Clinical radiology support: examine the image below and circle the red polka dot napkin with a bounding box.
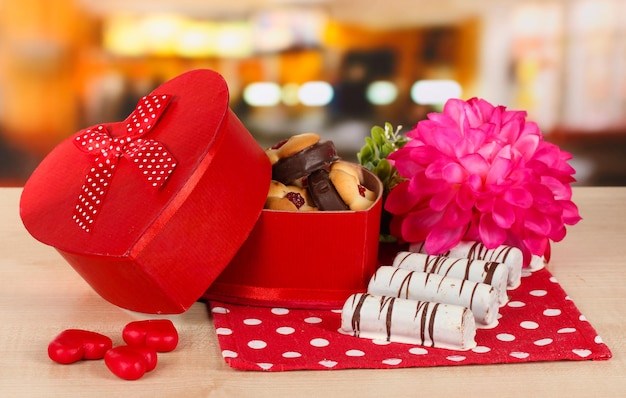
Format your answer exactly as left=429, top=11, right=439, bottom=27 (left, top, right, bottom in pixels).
left=209, top=267, right=611, bottom=371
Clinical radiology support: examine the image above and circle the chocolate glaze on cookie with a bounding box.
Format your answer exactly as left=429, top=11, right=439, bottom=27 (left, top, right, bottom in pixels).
left=307, top=169, right=349, bottom=211
left=271, top=140, right=339, bottom=185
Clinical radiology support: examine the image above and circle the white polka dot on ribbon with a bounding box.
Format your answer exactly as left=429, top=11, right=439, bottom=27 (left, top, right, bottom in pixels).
left=72, top=95, right=176, bottom=232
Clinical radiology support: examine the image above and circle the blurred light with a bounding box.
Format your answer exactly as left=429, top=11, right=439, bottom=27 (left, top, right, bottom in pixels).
left=103, top=14, right=253, bottom=58
left=141, top=14, right=185, bottom=55
left=252, top=8, right=327, bottom=53
left=243, top=82, right=282, bottom=107
left=103, top=15, right=146, bottom=56
left=410, top=80, right=462, bottom=105
left=298, top=81, right=334, bottom=106
left=178, top=22, right=216, bottom=58
left=366, top=81, right=398, bottom=105
left=281, top=83, right=300, bottom=106
left=215, top=22, right=253, bottom=58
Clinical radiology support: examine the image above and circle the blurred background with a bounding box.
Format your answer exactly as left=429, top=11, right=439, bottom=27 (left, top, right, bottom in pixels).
left=0, top=0, right=625, bottom=186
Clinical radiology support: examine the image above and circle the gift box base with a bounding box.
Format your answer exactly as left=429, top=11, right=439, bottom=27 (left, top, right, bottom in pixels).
left=204, top=167, right=383, bottom=309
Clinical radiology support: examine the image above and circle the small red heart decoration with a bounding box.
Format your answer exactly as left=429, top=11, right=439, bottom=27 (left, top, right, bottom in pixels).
left=104, top=345, right=158, bottom=380
left=48, top=329, right=113, bottom=364
left=122, top=319, right=179, bottom=352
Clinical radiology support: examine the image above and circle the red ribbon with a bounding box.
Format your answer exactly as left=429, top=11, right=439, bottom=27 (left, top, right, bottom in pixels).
left=72, top=94, right=176, bottom=232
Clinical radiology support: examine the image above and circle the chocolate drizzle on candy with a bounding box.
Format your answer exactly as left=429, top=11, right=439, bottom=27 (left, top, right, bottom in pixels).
left=392, top=252, right=509, bottom=306
left=341, top=293, right=476, bottom=350
left=383, top=296, right=439, bottom=348
left=369, top=266, right=500, bottom=328
left=338, top=245, right=523, bottom=350
left=410, top=241, right=523, bottom=289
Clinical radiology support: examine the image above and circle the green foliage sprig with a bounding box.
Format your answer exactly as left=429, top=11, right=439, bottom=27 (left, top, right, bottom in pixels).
left=357, top=122, right=408, bottom=195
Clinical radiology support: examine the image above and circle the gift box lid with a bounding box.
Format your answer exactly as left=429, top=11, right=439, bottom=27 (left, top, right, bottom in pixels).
left=19, top=69, right=272, bottom=313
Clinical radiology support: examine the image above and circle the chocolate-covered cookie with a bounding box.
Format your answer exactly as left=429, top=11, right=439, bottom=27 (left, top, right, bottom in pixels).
left=272, top=140, right=339, bottom=185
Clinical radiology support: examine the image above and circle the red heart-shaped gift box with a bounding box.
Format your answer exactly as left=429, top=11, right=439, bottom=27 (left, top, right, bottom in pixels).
left=20, top=69, right=270, bottom=314
left=20, top=69, right=383, bottom=314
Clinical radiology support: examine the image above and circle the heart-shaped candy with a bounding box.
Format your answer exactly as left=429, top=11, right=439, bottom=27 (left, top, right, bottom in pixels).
left=123, top=319, right=179, bottom=352
left=104, top=345, right=158, bottom=380
left=48, top=329, right=113, bottom=364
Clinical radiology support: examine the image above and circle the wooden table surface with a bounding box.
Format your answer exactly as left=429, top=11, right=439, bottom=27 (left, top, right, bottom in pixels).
left=1, top=187, right=625, bottom=397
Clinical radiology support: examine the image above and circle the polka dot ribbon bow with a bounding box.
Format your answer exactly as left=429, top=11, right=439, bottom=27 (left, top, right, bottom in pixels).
left=72, top=95, right=176, bottom=232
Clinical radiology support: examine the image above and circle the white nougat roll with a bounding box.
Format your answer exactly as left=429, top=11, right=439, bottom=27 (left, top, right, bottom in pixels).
left=368, top=266, right=499, bottom=328
left=392, top=251, right=509, bottom=306
left=339, top=293, right=476, bottom=350
left=409, top=240, right=523, bottom=289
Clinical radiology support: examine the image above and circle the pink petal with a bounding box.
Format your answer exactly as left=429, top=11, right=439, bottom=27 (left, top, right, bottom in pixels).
left=478, top=213, right=507, bottom=247
left=532, top=142, right=562, bottom=168
left=468, top=174, right=484, bottom=191
left=544, top=176, right=576, bottom=201
left=466, top=98, right=496, bottom=127
left=388, top=149, right=422, bottom=178
left=498, top=115, right=525, bottom=143
left=456, top=184, right=475, bottom=211
left=418, top=120, right=459, bottom=155
left=430, top=189, right=456, bottom=212
left=425, top=161, right=446, bottom=180
left=401, top=207, right=443, bottom=242
left=523, top=208, right=551, bottom=235
left=522, top=119, right=541, bottom=136
left=442, top=98, right=468, bottom=127
left=492, top=198, right=515, bottom=228
left=442, top=202, right=473, bottom=228
left=441, top=163, right=466, bottom=183
left=513, top=133, right=540, bottom=162
left=475, top=195, right=494, bottom=213
left=463, top=221, right=481, bottom=244
left=464, top=127, right=490, bottom=151
left=530, top=185, right=563, bottom=215
left=477, top=141, right=500, bottom=161
left=495, top=144, right=513, bottom=161
left=453, top=137, right=474, bottom=158
left=384, top=181, right=421, bottom=214
left=412, top=173, right=448, bottom=195
left=459, top=153, right=489, bottom=177
left=548, top=224, right=567, bottom=242
left=544, top=242, right=552, bottom=262
left=503, top=187, right=533, bottom=208
left=424, top=224, right=466, bottom=255
left=409, top=145, right=441, bottom=166
left=486, top=156, right=512, bottom=185
left=522, top=234, right=549, bottom=257
left=389, top=214, right=406, bottom=241
left=559, top=200, right=582, bottom=225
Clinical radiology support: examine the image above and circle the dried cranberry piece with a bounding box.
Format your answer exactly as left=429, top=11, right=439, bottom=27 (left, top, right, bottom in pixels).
left=358, top=184, right=367, bottom=197
left=271, top=139, right=289, bottom=150
left=285, top=192, right=305, bottom=209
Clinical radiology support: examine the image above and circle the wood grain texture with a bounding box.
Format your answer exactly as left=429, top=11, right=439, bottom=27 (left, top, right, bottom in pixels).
left=1, top=187, right=625, bottom=397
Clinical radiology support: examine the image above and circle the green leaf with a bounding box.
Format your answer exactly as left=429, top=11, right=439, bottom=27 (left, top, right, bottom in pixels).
left=357, top=122, right=410, bottom=241
left=357, top=145, right=373, bottom=165
left=371, top=127, right=385, bottom=146
left=381, top=143, right=394, bottom=158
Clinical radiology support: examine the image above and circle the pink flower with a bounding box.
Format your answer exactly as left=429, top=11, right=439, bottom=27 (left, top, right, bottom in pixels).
left=385, top=98, right=581, bottom=264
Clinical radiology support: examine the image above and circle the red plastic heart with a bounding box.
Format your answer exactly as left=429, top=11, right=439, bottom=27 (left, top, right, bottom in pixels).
left=122, top=319, right=179, bottom=352
left=48, top=329, right=113, bottom=364
left=104, top=345, right=158, bottom=380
